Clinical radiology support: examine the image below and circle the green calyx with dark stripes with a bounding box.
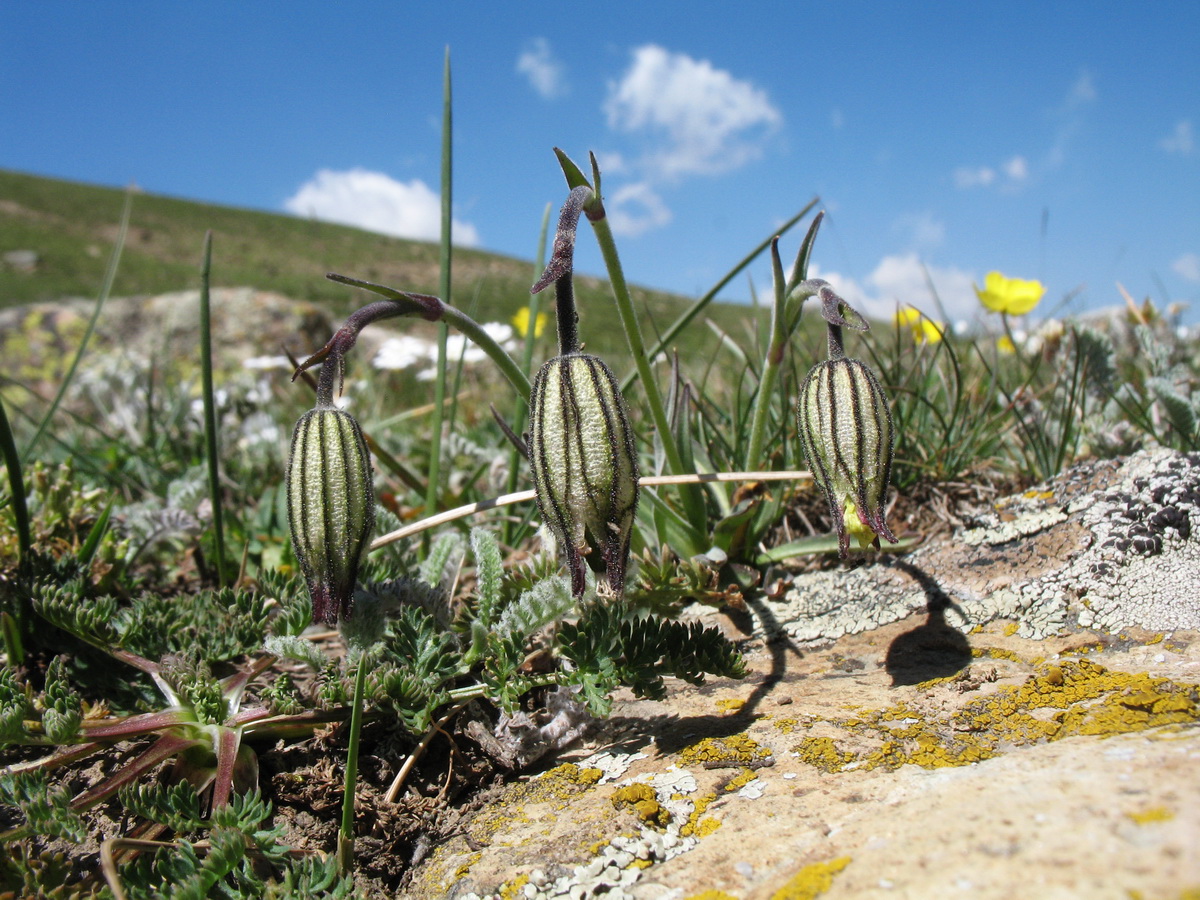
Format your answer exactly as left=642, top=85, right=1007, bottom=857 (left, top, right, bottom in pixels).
left=286, top=406, right=375, bottom=624
left=529, top=352, right=639, bottom=598
left=796, top=288, right=896, bottom=557
left=528, top=182, right=641, bottom=598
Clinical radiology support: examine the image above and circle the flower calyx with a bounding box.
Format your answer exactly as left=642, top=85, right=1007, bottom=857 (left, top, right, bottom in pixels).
left=796, top=288, right=897, bottom=556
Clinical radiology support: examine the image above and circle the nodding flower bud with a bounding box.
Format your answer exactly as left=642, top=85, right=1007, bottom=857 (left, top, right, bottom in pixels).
left=287, top=406, right=375, bottom=624
left=529, top=352, right=639, bottom=598
left=797, top=356, right=896, bottom=556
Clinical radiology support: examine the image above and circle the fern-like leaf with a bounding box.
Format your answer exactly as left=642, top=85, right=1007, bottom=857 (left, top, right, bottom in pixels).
left=30, top=582, right=119, bottom=649
left=0, top=666, right=32, bottom=742
left=40, top=655, right=82, bottom=743
left=495, top=574, right=574, bottom=641
left=470, top=527, right=505, bottom=629
left=0, top=769, right=86, bottom=842
left=118, top=781, right=204, bottom=834
left=1149, top=376, right=1198, bottom=446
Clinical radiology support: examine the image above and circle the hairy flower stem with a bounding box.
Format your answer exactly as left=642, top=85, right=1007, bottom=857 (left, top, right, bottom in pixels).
left=303, top=282, right=532, bottom=399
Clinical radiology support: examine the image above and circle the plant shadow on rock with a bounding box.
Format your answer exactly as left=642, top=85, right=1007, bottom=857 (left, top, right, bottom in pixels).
left=884, top=559, right=973, bottom=686
left=598, top=596, right=806, bottom=757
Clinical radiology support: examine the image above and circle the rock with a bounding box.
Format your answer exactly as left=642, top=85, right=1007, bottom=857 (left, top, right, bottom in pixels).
left=764, top=449, right=1200, bottom=644
left=408, top=449, right=1200, bottom=899
left=0, top=288, right=334, bottom=387
left=2, top=249, right=38, bottom=272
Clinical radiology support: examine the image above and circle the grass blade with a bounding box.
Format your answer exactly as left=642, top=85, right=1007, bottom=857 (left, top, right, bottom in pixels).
left=0, top=394, right=30, bottom=569
left=198, top=231, right=227, bottom=585
left=425, top=46, right=453, bottom=520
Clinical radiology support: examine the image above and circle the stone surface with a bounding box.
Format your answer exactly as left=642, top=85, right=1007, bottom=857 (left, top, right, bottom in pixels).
left=0, top=289, right=334, bottom=384
left=408, top=449, right=1200, bottom=899
left=764, top=449, right=1200, bottom=644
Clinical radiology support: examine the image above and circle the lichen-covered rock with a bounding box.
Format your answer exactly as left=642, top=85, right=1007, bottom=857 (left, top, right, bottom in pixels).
left=0, top=289, right=334, bottom=385
left=407, top=617, right=1200, bottom=899
left=408, top=450, right=1200, bottom=899
left=766, top=449, right=1200, bottom=645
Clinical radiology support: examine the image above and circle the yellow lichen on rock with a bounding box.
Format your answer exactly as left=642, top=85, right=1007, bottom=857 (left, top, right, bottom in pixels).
left=1126, top=806, right=1175, bottom=825
left=680, top=733, right=773, bottom=768
left=680, top=792, right=721, bottom=838
left=770, top=856, right=852, bottom=900
left=723, top=768, right=758, bottom=792
left=795, top=736, right=856, bottom=773
left=498, top=872, right=531, bottom=899
left=963, top=659, right=1199, bottom=743
left=611, top=782, right=670, bottom=827
left=803, top=658, right=1200, bottom=774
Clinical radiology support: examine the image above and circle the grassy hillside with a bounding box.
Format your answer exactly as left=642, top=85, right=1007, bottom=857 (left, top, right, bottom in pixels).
left=0, top=169, right=762, bottom=359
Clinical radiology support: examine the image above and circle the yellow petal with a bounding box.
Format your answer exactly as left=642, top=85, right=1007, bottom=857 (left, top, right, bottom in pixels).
left=996, top=335, right=1017, bottom=354
left=975, top=271, right=1045, bottom=316
left=842, top=498, right=876, bottom=550
left=918, top=318, right=944, bottom=343
left=512, top=307, right=548, bottom=338
left=894, top=305, right=943, bottom=343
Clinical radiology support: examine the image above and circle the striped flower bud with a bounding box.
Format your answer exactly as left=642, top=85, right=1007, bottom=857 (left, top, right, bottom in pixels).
left=287, top=406, right=375, bottom=624
left=797, top=357, right=896, bottom=556
left=529, top=353, right=639, bottom=598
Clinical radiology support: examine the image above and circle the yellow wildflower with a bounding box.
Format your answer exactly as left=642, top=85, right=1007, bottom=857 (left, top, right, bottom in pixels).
left=512, top=307, right=548, bottom=339
left=975, top=271, right=1045, bottom=316
left=996, top=335, right=1017, bottom=354
left=893, top=306, right=943, bottom=343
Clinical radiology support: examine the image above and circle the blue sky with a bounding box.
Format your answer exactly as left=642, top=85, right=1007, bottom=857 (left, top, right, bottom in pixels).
left=2, top=2, right=1198, bottom=325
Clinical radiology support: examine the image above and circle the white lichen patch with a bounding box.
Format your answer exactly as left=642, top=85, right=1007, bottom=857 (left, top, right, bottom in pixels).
left=737, top=778, right=767, bottom=800
left=466, top=768, right=708, bottom=900
left=765, top=449, right=1200, bottom=644
left=960, top=508, right=1068, bottom=547
left=576, top=750, right=647, bottom=784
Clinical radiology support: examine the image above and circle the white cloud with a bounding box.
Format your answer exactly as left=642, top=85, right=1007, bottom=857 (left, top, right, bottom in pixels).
left=812, top=254, right=978, bottom=323
left=1002, top=155, right=1029, bottom=181
left=893, top=211, right=945, bottom=250
left=1160, top=120, right=1194, bottom=155
left=1172, top=252, right=1200, bottom=283
left=954, top=154, right=1027, bottom=191
left=1066, top=71, right=1097, bottom=107
left=1046, top=70, right=1097, bottom=170
left=284, top=168, right=480, bottom=246
left=604, top=44, right=781, bottom=179
left=954, top=165, right=997, bottom=189
left=516, top=38, right=567, bottom=99
left=607, top=182, right=673, bottom=237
